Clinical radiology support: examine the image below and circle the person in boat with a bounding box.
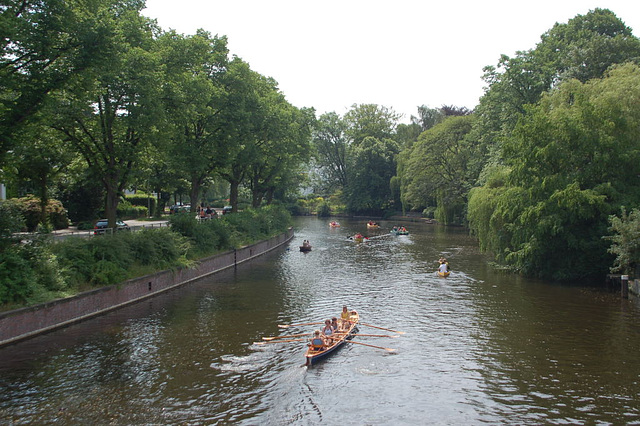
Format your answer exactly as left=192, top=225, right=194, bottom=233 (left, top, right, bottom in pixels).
left=309, top=330, right=326, bottom=351
left=438, top=258, right=449, bottom=273
left=331, top=317, right=340, bottom=332
left=302, top=240, right=311, bottom=248
left=340, top=305, right=351, bottom=328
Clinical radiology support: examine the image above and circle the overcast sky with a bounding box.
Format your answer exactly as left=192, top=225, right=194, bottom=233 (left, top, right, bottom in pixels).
left=142, top=0, right=640, bottom=123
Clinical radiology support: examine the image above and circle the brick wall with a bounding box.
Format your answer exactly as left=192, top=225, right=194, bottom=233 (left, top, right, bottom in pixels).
left=0, top=228, right=294, bottom=347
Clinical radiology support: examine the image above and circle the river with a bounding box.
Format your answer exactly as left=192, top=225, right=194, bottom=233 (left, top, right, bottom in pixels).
left=1, top=217, right=639, bottom=425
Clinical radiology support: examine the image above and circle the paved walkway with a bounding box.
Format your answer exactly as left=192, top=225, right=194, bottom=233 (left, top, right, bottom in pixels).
left=50, top=218, right=169, bottom=239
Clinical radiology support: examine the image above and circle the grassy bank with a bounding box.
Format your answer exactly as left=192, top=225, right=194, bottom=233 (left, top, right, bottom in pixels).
left=0, top=205, right=291, bottom=311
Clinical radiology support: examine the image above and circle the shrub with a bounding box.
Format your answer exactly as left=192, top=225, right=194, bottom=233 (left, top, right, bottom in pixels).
left=116, top=200, right=147, bottom=219
left=126, top=193, right=156, bottom=216
left=129, top=227, right=191, bottom=269
left=317, top=202, right=331, bottom=217
left=0, top=238, right=68, bottom=306
left=0, top=200, right=25, bottom=239
left=9, top=196, right=69, bottom=231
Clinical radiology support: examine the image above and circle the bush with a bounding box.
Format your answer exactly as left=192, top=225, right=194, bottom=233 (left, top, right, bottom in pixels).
left=52, top=234, right=133, bottom=286
left=126, top=193, right=156, bottom=216
left=0, top=200, right=25, bottom=239
left=9, top=196, right=69, bottom=231
left=317, top=202, right=331, bottom=217
left=168, top=212, right=231, bottom=255
left=129, top=227, right=191, bottom=269
left=0, top=238, right=68, bottom=306
left=116, top=200, right=148, bottom=219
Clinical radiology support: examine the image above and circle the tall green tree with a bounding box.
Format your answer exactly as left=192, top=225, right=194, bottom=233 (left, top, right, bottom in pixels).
left=50, top=4, right=163, bottom=227
left=312, top=112, right=349, bottom=190
left=468, top=63, right=640, bottom=280
left=159, top=30, right=230, bottom=212
left=0, top=0, right=125, bottom=167
left=345, top=136, right=399, bottom=214
left=400, top=115, right=479, bottom=224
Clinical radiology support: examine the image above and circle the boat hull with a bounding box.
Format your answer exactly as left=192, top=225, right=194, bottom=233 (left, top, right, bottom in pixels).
left=437, top=271, right=450, bottom=277
left=305, top=311, right=359, bottom=366
left=300, top=246, right=312, bottom=252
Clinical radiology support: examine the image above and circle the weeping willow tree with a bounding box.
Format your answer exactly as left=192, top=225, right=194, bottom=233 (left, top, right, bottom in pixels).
left=468, top=63, right=640, bottom=280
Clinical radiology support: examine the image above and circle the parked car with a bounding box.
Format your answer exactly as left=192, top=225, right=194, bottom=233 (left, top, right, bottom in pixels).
left=169, top=204, right=191, bottom=214
left=222, top=206, right=233, bottom=215
left=93, top=219, right=130, bottom=235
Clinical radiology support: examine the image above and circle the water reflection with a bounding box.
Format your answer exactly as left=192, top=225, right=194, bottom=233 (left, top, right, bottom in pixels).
left=1, top=217, right=639, bottom=424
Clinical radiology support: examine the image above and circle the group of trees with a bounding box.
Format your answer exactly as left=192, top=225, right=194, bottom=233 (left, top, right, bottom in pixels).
left=309, top=9, right=640, bottom=281
left=4, top=3, right=640, bottom=282
left=1, top=0, right=312, bottom=229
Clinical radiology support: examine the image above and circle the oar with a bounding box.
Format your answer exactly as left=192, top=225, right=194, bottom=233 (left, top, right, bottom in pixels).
left=278, top=321, right=324, bottom=329
left=262, top=333, right=311, bottom=341
left=254, top=338, right=308, bottom=345
left=359, top=322, right=406, bottom=334
left=345, top=340, right=396, bottom=352
left=331, top=333, right=399, bottom=338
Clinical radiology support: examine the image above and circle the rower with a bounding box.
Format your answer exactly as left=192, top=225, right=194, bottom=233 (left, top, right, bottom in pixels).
left=340, top=305, right=351, bottom=328
left=309, top=330, right=326, bottom=351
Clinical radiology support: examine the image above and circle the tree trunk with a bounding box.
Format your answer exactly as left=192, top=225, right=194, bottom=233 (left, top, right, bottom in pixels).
left=39, top=169, right=49, bottom=229
left=105, top=181, right=119, bottom=229
left=189, top=178, right=202, bottom=214
left=229, top=179, right=239, bottom=213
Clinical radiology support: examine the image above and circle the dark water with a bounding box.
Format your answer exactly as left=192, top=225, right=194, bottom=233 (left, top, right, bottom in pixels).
left=1, top=217, right=639, bottom=425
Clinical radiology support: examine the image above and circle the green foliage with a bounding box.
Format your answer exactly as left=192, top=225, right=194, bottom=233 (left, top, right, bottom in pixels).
left=0, top=239, right=68, bottom=306
left=400, top=115, right=479, bottom=224
left=128, top=228, right=191, bottom=269
left=0, top=246, right=38, bottom=304
left=50, top=226, right=194, bottom=291
left=0, top=200, right=25, bottom=239
left=168, top=213, right=231, bottom=256
left=116, top=200, right=148, bottom=219
left=469, top=63, right=640, bottom=280
left=345, top=136, right=399, bottom=214
left=7, top=196, right=69, bottom=231
left=126, top=194, right=156, bottom=216
left=606, top=208, right=640, bottom=276
left=317, top=202, right=331, bottom=217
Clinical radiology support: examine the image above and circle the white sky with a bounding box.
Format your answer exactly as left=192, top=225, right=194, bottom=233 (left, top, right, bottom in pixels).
left=143, top=0, right=640, bottom=123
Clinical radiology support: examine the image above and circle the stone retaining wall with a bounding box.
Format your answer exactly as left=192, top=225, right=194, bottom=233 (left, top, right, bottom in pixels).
left=0, top=228, right=294, bottom=347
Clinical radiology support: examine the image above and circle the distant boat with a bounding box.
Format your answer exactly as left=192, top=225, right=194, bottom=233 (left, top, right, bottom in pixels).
left=329, top=221, right=340, bottom=228
left=437, top=271, right=450, bottom=278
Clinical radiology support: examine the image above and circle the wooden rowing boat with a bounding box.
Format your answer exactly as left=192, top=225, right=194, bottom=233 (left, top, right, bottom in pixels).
left=305, top=310, right=359, bottom=366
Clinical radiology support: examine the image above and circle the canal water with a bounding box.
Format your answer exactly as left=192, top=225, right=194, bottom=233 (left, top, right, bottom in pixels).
left=1, top=217, right=639, bottom=425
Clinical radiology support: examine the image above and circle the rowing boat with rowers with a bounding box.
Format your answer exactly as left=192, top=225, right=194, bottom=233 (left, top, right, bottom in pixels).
left=305, top=310, right=359, bottom=366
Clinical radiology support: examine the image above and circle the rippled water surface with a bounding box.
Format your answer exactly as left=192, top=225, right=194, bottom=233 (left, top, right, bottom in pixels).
left=1, top=217, right=639, bottom=425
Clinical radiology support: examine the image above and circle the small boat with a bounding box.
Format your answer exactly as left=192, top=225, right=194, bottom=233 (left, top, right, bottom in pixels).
left=366, top=222, right=380, bottom=229
left=437, top=271, right=450, bottom=277
left=305, top=310, right=359, bottom=366
left=391, top=228, right=409, bottom=235
left=300, top=245, right=312, bottom=252
left=329, top=221, right=341, bottom=228
left=350, top=234, right=367, bottom=243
